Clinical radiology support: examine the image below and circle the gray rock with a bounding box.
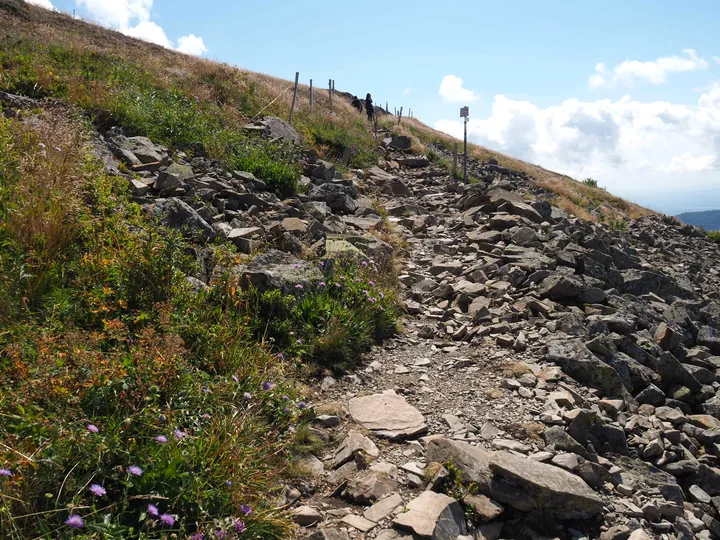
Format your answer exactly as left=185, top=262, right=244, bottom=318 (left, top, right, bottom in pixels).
left=348, top=390, right=427, bottom=440
left=364, top=493, right=403, bottom=522
left=543, top=426, right=588, bottom=458
left=150, top=198, right=215, bottom=241
left=344, top=472, right=397, bottom=504
left=309, top=183, right=357, bottom=214
left=539, top=274, right=584, bottom=300
left=489, top=451, right=604, bottom=519
left=622, top=269, right=693, bottom=300
left=546, top=339, right=627, bottom=397
left=393, top=491, right=468, bottom=539
left=292, top=505, right=322, bottom=526
left=308, top=529, right=350, bottom=540
left=333, top=430, right=379, bottom=468
left=239, top=250, right=322, bottom=294
left=426, top=438, right=493, bottom=493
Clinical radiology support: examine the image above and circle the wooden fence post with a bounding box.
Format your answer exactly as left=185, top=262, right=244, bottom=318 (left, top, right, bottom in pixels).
left=309, top=79, right=313, bottom=109
left=289, top=72, right=300, bottom=124
left=329, top=79, right=333, bottom=108
left=397, top=106, right=403, bottom=126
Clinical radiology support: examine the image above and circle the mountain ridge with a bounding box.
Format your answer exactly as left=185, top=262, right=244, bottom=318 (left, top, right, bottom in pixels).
left=677, top=209, right=720, bottom=231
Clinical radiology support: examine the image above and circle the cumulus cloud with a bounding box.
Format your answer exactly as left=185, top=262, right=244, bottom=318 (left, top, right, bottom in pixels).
left=177, top=34, right=208, bottom=56
left=26, top=0, right=55, bottom=9
left=74, top=0, right=207, bottom=56
left=434, top=84, right=720, bottom=213
left=589, top=49, right=708, bottom=89
left=439, top=75, right=479, bottom=103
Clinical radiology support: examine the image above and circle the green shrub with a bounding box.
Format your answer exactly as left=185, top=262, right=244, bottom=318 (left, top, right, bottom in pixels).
left=582, top=177, right=598, bottom=187
left=708, top=230, right=720, bottom=243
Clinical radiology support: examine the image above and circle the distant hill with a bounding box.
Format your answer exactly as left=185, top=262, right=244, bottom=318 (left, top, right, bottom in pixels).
left=677, top=210, right=720, bottom=231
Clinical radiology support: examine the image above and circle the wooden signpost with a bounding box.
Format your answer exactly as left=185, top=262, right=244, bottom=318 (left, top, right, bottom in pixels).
left=460, top=106, right=469, bottom=184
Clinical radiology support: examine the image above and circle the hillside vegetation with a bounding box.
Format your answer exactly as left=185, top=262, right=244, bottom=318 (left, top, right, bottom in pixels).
left=0, top=0, right=651, bottom=224
left=0, top=1, right=660, bottom=538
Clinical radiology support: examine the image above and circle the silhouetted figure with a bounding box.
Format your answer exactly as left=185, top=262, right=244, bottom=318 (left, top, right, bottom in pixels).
left=365, top=93, right=374, bottom=122
left=351, top=95, right=363, bottom=113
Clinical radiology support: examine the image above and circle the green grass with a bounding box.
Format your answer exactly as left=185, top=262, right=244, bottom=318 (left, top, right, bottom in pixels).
left=0, top=112, right=399, bottom=538
left=708, top=230, right=720, bottom=243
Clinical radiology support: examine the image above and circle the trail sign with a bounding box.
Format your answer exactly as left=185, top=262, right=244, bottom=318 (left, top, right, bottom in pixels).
left=460, top=106, right=469, bottom=118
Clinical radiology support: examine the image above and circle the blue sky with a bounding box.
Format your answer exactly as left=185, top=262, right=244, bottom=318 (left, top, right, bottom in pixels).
left=35, top=0, right=720, bottom=214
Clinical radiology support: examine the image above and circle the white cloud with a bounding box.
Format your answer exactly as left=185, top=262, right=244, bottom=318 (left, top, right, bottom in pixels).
left=74, top=0, right=207, bottom=56
left=714, top=56, right=720, bottom=65
left=124, top=20, right=171, bottom=48
left=26, top=0, right=55, bottom=8
left=176, top=34, right=208, bottom=56
left=589, top=49, right=708, bottom=89
left=434, top=84, right=720, bottom=213
left=439, top=75, right=479, bottom=104
left=403, top=87, right=411, bottom=95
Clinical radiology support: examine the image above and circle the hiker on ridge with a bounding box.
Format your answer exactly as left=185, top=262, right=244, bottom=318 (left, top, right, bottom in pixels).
left=351, top=95, right=363, bottom=113
left=365, top=93, right=374, bottom=122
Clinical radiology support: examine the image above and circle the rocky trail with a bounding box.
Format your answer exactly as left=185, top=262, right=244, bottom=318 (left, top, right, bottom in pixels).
left=42, top=102, right=720, bottom=539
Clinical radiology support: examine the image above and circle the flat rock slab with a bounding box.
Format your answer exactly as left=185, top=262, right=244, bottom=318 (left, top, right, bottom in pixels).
left=489, top=451, right=604, bottom=519
left=364, top=493, right=403, bottom=523
left=393, top=491, right=467, bottom=539
left=348, top=390, right=427, bottom=440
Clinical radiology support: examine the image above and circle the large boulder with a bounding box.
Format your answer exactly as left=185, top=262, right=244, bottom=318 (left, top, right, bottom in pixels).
left=239, top=250, right=322, bottom=294
left=697, top=325, right=720, bottom=355
left=110, top=135, right=167, bottom=164
left=538, top=274, right=584, bottom=301
left=309, top=183, right=358, bottom=214
left=621, top=270, right=694, bottom=300
left=245, top=116, right=301, bottom=144
left=425, top=438, right=493, bottom=494
left=393, top=492, right=467, bottom=540
left=348, top=390, right=427, bottom=440
left=150, top=198, right=215, bottom=241
left=325, top=234, right=394, bottom=268
left=546, top=339, right=627, bottom=397
left=489, top=452, right=603, bottom=519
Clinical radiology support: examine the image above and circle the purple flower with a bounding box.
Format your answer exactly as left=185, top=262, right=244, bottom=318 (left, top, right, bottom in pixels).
left=318, top=261, right=325, bottom=267
left=191, top=534, right=205, bottom=540
left=232, top=375, right=239, bottom=383
left=369, top=280, right=376, bottom=287
left=148, top=504, right=159, bottom=517
left=155, top=435, right=168, bottom=444
left=293, top=263, right=300, bottom=269
left=202, top=413, right=211, bottom=419
left=361, top=261, right=368, bottom=267
left=335, top=283, right=341, bottom=288
left=298, top=401, right=307, bottom=409
left=288, top=425, right=296, bottom=433
left=174, top=429, right=186, bottom=439
left=379, top=306, right=385, bottom=311
left=65, top=515, right=84, bottom=529
left=295, top=284, right=303, bottom=290
left=225, top=480, right=232, bottom=486
left=243, top=392, right=252, bottom=400
left=87, top=424, right=99, bottom=433
left=295, top=339, right=302, bottom=344
left=38, top=142, right=46, bottom=149
left=379, top=291, right=385, bottom=299
left=234, top=519, right=246, bottom=532
left=214, top=529, right=227, bottom=539
left=284, top=407, right=290, bottom=413
left=159, top=513, right=175, bottom=527
left=282, top=395, right=289, bottom=400
left=319, top=281, right=326, bottom=287
left=368, top=297, right=377, bottom=303
left=0, top=469, right=11, bottom=477
left=277, top=352, right=284, bottom=360
left=239, top=504, right=252, bottom=516
left=262, top=382, right=272, bottom=390
left=89, top=484, right=106, bottom=497
left=55, top=146, right=62, bottom=152
left=127, top=465, right=143, bottom=476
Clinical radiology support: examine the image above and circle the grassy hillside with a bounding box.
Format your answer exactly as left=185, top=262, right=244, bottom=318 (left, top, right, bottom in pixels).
left=0, top=0, right=652, bottom=224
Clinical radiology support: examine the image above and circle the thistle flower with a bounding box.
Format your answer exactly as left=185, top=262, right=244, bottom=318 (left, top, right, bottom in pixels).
left=89, top=484, right=106, bottom=497
left=127, top=465, right=143, bottom=476
left=319, top=281, right=326, bottom=287
left=55, top=146, right=62, bottom=152
left=276, top=352, right=284, bottom=360
left=368, top=280, right=376, bottom=287
left=191, top=534, right=205, bottom=540
left=239, top=504, right=252, bottom=515
left=87, top=424, right=99, bottom=433
left=361, top=261, right=368, bottom=267
left=243, top=392, right=252, bottom=400
left=174, top=429, right=186, bottom=440
left=288, top=425, right=296, bottom=433
left=295, top=284, right=303, bottom=290
left=225, top=480, right=232, bottom=486
left=232, top=375, right=239, bottom=383
left=159, top=513, right=175, bottom=527
left=155, top=435, right=168, bottom=444
left=282, top=395, right=289, bottom=400
left=0, top=469, right=11, bottom=477
left=214, top=529, right=227, bottom=539
left=234, top=519, right=246, bottom=533
left=298, top=401, right=307, bottom=409
left=148, top=504, right=159, bottom=517
left=65, top=515, right=84, bottom=529
left=262, top=382, right=272, bottom=390
left=38, top=142, right=46, bottom=149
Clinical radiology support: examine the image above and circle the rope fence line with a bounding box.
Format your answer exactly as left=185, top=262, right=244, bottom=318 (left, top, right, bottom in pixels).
left=250, top=72, right=412, bottom=127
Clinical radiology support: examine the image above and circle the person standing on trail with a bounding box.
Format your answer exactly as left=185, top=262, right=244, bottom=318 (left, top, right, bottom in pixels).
left=351, top=95, right=363, bottom=113
left=365, top=93, right=374, bottom=122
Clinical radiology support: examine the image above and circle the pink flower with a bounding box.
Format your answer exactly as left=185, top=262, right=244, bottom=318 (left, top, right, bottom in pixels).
left=87, top=424, right=99, bottom=433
